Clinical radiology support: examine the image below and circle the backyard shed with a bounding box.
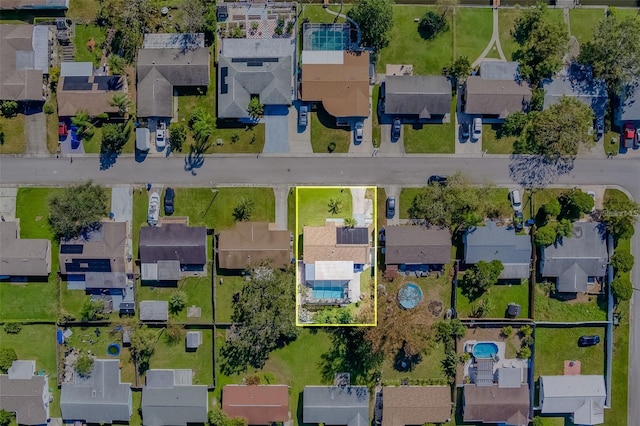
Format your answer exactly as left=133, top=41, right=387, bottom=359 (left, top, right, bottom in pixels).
left=186, top=331, right=202, bottom=351
left=139, top=301, right=169, bottom=322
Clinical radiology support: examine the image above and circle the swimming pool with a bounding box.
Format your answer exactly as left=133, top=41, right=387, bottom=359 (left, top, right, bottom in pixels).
left=398, top=283, right=423, bottom=309
left=472, top=342, right=499, bottom=359
left=303, top=23, right=350, bottom=51
left=312, top=287, right=344, bottom=300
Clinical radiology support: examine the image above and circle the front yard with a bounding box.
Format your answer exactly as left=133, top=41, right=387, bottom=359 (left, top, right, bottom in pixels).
left=482, top=123, right=517, bottom=154
left=0, top=114, right=26, bottom=154
left=296, top=187, right=354, bottom=235
left=403, top=95, right=456, bottom=154
left=310, top=105, right=351, bottom=154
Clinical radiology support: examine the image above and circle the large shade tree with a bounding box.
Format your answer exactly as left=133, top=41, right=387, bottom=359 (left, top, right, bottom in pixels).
left=347, top=0, right=394, bottom=54
left=49, top=181, right=109, bottom=239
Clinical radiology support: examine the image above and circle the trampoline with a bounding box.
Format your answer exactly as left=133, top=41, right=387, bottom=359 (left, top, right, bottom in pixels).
left=303, top=23, right=350, bottom=51
left=107, top=343, right=121, bottom=357
left=398, top=283, right=423, bottom=309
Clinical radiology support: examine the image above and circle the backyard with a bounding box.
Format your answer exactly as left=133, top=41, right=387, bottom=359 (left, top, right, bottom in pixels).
left=534, top=284, right=607, bottom=322
left=456, top=281, right=529, bottom=319
left=403, top=95, right=456, bottom=154
left=0, top=114, right=26, bottom=154
left=310, top=106, right=351, bottom=154
left=454, top=8, right=493, bottom=62
left=569, top=8, right=606, bottom=45
left=498, top=8, right=565, bottom=61
left=73, top=23, right=106, bottom=65
left=149, top=328, right=214, bottom=385
left=214, top=274, right=246, bottom=324
left=534, top=326, right=605, bottom=379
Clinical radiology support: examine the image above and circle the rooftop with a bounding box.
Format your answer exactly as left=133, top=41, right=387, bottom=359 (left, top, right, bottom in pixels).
left=465, top=77, right=532, bottom=118
left=57, top=75, right=126, bottom=117
left=142, top=369, right=208, bottom=426
left=463, top=384, right=529, bottom=425
left=59, top=221, right=127, bottom=276
left=0, top=360, right=48, bottom=425
left=384, top=75, right=452, bottom=118
left=0, top=221, right=51, bottom=277
left=218, top=222, right=291, bottom=270
left=382, top=386, right=451, bottom=426
left=0, top=24, right=48, bottom=101
left=384, top=225, right=452, bottom=266
left=139, top=300, right=169, bottom=322
left=222, top=385, right=290, bottom=424
left=303, top=222, right=370, bottom=265
left=303, top=386, right=369, bottom=426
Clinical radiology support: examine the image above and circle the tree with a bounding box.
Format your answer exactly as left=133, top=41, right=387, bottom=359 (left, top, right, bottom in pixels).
left=107, top=55, right=126, bottom=75
left=602, top=196, right=640, bottom=241
left=71, top=110, right=92, bottom=136
left=0, top=410, right=14, bottom=426
left=209, top=407, right=248, bottom=426
left=190, top=108, right=215, bottom=143
left=328, top=198, right=343, bottom=215
left=555, top=218, right=574, bottom=239
left=168, top=123, right=186, bottom=152
left=314, top=307, right=353, bottom=324
left=518, top=346, right=531, bottom=359
left=182, top=0, right=206, bottom=33
left=347, top=0, right=394, bottom=54
left=436, top=0, right=458, bottom=19
left=3, top=323, right=22, bottom=334
left=80, top=297, right=105, bottom=321
left=511, top=4, right=568, bottom=84
left=542, top=199, right=561, bottom=218
left=470, top=297, right=495, bottom=318
left=500, top=112, right=528, bottom=137
left=321, top=327, right=382, bottom=388
left=75, top=352, right=95, bottom=377
left=0, top=348, right=17, bottom=373
left=101, top=123, right=129, bottom=153
left=49, top=181, right=108, bottom=239
left=611, top=275, right=633, bottom=302
left=418, top=10, right=449, bottom=40
left=578, top=10, right=640, bottom=96
left=130, top=326, right=157, bottom=373
left=611, top=250, right=634, bottom=273
left=520, top=325, right=533, bottom=336
left=233, top=197, right=255, bottom=222
left=443, top=55, right=471, bottom=81
left=169, top=290, right=187, bottom=314
left=534, top=225, right=557, bottom=246
left=343, top=218, right=357, bottom=228
left=441, top=350, right=458, bottom=384
left=49, top=66, right=60, bottom=92
left=109, top=93, right=132, bottom=115
left=0, top=101, right=18, bottom=118
left=247, top=97, right=264, bottom=119
left=165, top=323, right=184, bottom=344
left=558, top=190, right=594, bottom=220
left=460, top=260, right=503, bottom=300
left=435, top=319, right=465, bottom=349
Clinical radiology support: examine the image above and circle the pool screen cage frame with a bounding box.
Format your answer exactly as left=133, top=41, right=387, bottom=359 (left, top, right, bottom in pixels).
left=302, top=23, right=351, bottom=51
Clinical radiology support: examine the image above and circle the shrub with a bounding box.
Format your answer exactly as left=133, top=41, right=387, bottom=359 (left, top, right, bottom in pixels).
left=169, top=290, right=187, bottom=314
left=517, top=346, right=531, bottom=359
left=0, top=101, right=19, bottom=118
left=75, top=352, right=95, bottom=377
left=43, top=103, right=55, bottom=114
left=611, top=250, right=634, bottom=273
left=165, top=324, right=183, bottom=344
left=501, top=326, right=513, bottom=338
left=245, top=375, right=261, bottom=385
left=0, top=348, right=17, bottom=373
left=611, top=275, right=633, bottom=302
left=3, top=322, right=22, bottom=334
left=520, top=325, right=533, bottom=336
left=521, top=334, right=534, bottom=348
left=0, top=409, right=15, bottom=426
left=327, top=142, right=337, bottom=152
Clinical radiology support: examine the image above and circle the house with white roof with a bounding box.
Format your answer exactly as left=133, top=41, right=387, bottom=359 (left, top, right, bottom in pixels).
left=539, top=375, right=606, bottom=425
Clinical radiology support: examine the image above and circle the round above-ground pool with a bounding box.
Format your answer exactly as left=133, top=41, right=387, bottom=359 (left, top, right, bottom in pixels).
left=107, top=343, right=121, bottom=357
left=472, top=342, right=498, bottom=359
left=398, top=283, right=423, bottom=309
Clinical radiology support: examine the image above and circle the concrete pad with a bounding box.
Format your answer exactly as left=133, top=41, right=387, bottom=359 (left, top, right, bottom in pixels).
left=111, top=186, right=133, bottom=223
left=0, top=187, right=18, bottom=220
left=288, top=104, right=313, bottom=154
left=264, top=106, right=290, bottom=153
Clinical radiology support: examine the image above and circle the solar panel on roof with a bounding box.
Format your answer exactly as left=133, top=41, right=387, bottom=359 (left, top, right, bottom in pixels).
left=95, top=76, right=123, bottom=91
left=336, top=227, right=368, bottom=245
left=220, top=67, right=228, bottom=95
left=60, top=244, right=84, bottom=254
left=62, top=76, right=92, bottom=91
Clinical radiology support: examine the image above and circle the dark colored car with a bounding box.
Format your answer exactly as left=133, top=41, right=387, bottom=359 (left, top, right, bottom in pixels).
left=460, top=122, right=470, bottom=140
left=386, top=197, right=396, bottom=219
left=514, top=211, right=524, bottom=232
left=391, top=118, right=401, bottom=142
left=164, top=187, right=175, bottom=215
left=428, top=175, right=448, bottom=186
left=578, top=335, right=600, bottom=347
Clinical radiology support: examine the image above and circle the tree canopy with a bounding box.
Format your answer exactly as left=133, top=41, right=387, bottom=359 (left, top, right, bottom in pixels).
left=558, top=189, right=594, bottom=220
left=130, top=326, right=157, bottom=373
left=49, top=181, right=109, bottom=240
left=460, top=260, right=504, bottom=300
left=347, top=0, right=394, bottom=54
left=611, top=275, right=633, bottom=302
left=534, top=224, right=557, bottom=247
left=443, top=55, right=471, bottom=81
left=0, top=348, right=17, bottom=373
left=101, top=123, right=129, bottom=154
left=602, top=196, right=640, bottom=241
left=611, top=250, right=634, bottom=273
left=418, top=10, right=449, bottom=40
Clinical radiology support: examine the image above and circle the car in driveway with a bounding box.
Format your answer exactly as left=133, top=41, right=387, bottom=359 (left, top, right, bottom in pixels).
left=354, top=122, right=363, bottom=144
left=386, top=197, right=396, bottom=219
left=58, top=122, right=68, bottom=140
left=578, top=335, right=600, bottom=347
left=509, top=189, right=522, bottom=212
left=472, top=118, right=482, bottom=141
left=587, top=190, right=596, bottom=212
left=514, top=211, right=523, bottom=232
left=164, top=187, right=175, bottom=215
left=298, top=105, right=308, bottom=128
left=595, top=116, right=604, bottom=140
left=428, top=175, right=448, bottom=186
left=623, top=123, right=635, bottom=148
left=391, top=118, right=401, bottom=142
left=460, top=122, right=469, bottom=141
left=156, top=119, right=166, bottom=149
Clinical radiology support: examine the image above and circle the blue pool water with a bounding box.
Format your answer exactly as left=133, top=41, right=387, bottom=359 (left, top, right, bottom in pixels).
left=312, top=288, right=344, bottom=299
left=473, top=342, right=499, bottom=359
left=310, top=30, right=349, bottom=51
left=398, top=283, right=423, bottom=309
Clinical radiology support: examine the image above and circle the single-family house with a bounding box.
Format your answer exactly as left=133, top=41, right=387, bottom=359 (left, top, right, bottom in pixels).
left=543, top=65, right=608, bottom=121
left=222, top=385, right=290, bottom=424
left=139, top=300, right=169, bottom=322
left=141, top=369, right=209, bottom=426
left=218, top=222, right=292, bottom=270
left=303, top=386, right=369, bottom=426
left=139, top=224, right=207, bottom=283
left=539, top=375, right=606, bottom=425
left=464, top=221, right=532, bottom=280
left=0, top=221, right=51, bottom=278
left=616, top=79, right=640, bottom=127
left=383, top=75, right=452, bottom=120
left=0, top=360, right=50, bottom=425
left=136, top=33, right=210, bottom=119
left=0, top=0, right=68, bottom=10
left=0, top=24, right=51, bottom=101
left=57, top=74, right=126, bottom=117
left=384, top=225, right=451, bottom=276
left=382, top=386, right=451, bottom=426
left=60, top=359, right=132, bottom=424
left=540, top=222, right=608, bottom=293
left=217, top=38, right=295, bottom=119
left=464, top=61, right=532, bottom=119
left=462, top=383, right=529, bottom=426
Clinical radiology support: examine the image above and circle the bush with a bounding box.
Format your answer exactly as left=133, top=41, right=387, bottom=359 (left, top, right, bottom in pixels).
left=0, top=409, right=15, bottom=426
left=501, top=326, right=513, bottom=338
left=500, top=112, right=528, bottom=137
left=165, top=324, right=183, bottom=344
left=611, top=250, right=634, bottom=273
left=3, top=322, right=22, bottom=334
left=168, top=123, right=186, bottom=152
left=43, top=103, right=55, bottom=114
left=327, top=142, right=337, bottom=153
left=418, top=10, right=449, bottom=40
left=0, top=348, right=17, bottom=373
left=245, top=375, right=261, bottom=385
left=75, top=352, right=95, bottom=377
left=517, top=346, right=531, bottom=359
left=611, top=275, right=633, bottom=302
left=0, top=101, right=19, bottom=118
left=520, top=325, right=533, bottom=336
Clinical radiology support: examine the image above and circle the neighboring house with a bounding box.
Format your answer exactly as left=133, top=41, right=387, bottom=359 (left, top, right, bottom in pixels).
left=382, top=386, right=451, bottom=426
left=222, top=385, right=290, bottom=424
left=383, top=75, right=452, bottom=120
left=141, top=369, right=208, bottom=426
left=139, top=224, right=207, bottom=283
left=218, top=222, right=292, bottom=270
left=0, top=24, right=50, bottom=101
left=0, top=221, right=51, bottom=278
left=303, top=386, right=369, bottom=426
left=464, top=61, right=532, bottom=119
left=383, top=225, right=451, bottom=275
left=0, top=0, right=68, bottom=9
left=136, top=33, right=210, bottom=119
left=139, top=300, right=169, bottom=322
left=57, top=74, right=126, bottom=117
left=217, top=38, right=295, bottom=119
left=543, top=65, right=608, bottom=120
left=615, top=79, right=640, bottom=127
left=539, top=375, right=606, bottom=426
left=61, top=359, right=132, bottom=424
left=0, top=360, right=50, bottom=425
left=540, top=222, right=608, bottom=293
left=462, top=383, right=529, bottom=426
left=464, top=221, right=532, bottom=280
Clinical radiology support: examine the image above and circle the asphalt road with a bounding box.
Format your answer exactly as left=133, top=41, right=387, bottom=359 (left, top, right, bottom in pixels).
left=0, top=153, right=638, bottom=423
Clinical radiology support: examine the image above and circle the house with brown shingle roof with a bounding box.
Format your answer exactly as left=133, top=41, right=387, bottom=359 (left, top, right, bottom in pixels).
left=57, top=74, right=127, bottom=118
left=303, top=222, right=370, bottom=266
left=384, top=226, right=451, bottom=275
left=0, top=221, right=51, bottom=278
left=382, top=386, right=451, bottom=426
left=218, top=222, right=292, bottom=270
left=462, top=384, right=530, bottom=426
left=222, top=385, right=290, bottom=425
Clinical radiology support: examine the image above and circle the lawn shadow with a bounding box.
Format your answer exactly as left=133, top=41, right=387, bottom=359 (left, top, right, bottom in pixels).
left=315, top=104, right=344, bottom=130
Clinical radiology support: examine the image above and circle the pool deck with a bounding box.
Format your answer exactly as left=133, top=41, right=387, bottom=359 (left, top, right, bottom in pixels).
left=462, top=340, right=528, bottom=384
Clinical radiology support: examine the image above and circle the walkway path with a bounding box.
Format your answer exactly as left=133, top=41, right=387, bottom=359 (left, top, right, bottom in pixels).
left=471, top=8, right=506, bottom=67
left=25, top=109, right=48, bottom=156
left=274, top=185, right=290, bottom=231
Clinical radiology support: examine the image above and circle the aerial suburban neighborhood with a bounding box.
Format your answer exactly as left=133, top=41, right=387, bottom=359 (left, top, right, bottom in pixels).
left=0, top=0, right=639, bottom=425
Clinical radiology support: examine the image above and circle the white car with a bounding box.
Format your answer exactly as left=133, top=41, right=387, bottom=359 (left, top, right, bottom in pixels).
left=509, top=189, right=522, bottom=212
left=587, top=191, right=596, bottom=213
left=472, top=117, right=482, bottom=141
left=147, top=191, right=160, bottom=226
left=156, top=119, right=166, bottom=149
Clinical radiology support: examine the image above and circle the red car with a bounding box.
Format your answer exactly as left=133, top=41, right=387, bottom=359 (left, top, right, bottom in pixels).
left=58, top=122, right=68, bottom=139
left=623, top=123, right=635, bottom=149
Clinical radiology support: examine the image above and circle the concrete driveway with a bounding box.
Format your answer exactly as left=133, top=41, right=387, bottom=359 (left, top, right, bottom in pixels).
left=25, top=104, right=48, bottom=155
left=0, top=187, right=18, bottom=220
left=111, top=186, right=132, bottom=223
left=287, top=104, right=312, bottom=154
left=351, top=187, right=373, bottom=227
left=264, top=106, right=290, bottom=153
left=383, top=185, right=401, bottom=226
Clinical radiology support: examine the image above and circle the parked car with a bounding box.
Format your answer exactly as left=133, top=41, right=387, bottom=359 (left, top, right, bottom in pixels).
left=514, top=211, right=523, bottom=232
left=578, top=335, right=600, bottom=347
left=508, top=189, right=522, bottom=212
left=595, top=117, right=604, bottom=140
left=299, top=105, right=308, bottom=128
left=587, top=191, right=596, bottom=213
left=354, top=122, right=363, bottom=144
left=156, top=119, right=166, bottom=149
left=58, top=122, right=68, bottom=139
left=164, top=187, right=175, bottom=215
left=428, top=175, right=448, bottom=186
left=391, top=118, right=401, bottom=142
left=460, top=122, right=470, bottom=140
left=147, top=191, right=160, bottom=226
left=472, top=117, right=482, bottom=140
left=623, top=123, right=635, bottom=148
left=386, top=197, right=396, bottom=219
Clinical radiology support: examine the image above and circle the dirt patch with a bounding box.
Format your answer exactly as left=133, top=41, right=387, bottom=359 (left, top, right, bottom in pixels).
left=34, top=215, right=42, bottom=221
left=428, top=300, right=443, bottom=317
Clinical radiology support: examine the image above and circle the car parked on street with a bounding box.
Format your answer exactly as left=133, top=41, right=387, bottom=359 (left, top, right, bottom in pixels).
left=391, top=118, right=401, bottom=142
left=386, top=197, right=396, bottom=219
left=164, top=187, right=175, bottom=215
left=354, top=122, right=363, bottom=144
left=509, top=189, right=522, bottom=212
left=428, top=175, right=448, bottom=186
left=514, top=211, right=523, bottom=232
left=578, top=335, right=600, bottom=347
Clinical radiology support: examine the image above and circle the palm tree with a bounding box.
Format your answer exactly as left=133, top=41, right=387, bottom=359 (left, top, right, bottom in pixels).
left=109, top=93, right=133, bottom=116
left=247, top=97, right=264, bottom=119
left=71, top=110, right=92, bottom=135
left=192, top=115, right=214, bottom=142
left=343, top=218, right=357, bottom=228
left=233, top=197, right=255, bottom=222
left=328, top=198, right=343, bottom=215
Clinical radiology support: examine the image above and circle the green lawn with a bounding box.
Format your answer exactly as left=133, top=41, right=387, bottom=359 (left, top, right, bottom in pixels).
left=214, top=274, right=246, bottom=324
left=0, top=283, right=58, bottom=322
left=604, top=131, right=621, bottom=157
left=534, top=285, right=607, bottom=322
left=0, top=114, right=26, bottom=154
left=400, top=187, right=509, bottom=221
left=378, top=6, right=453, bottom=76
left=288, top=188, right=296, bottom=236
left=150, top=328, right=214, bottom=385
left=606, top=300, right=629, bottom=425
left=455, top=8, right=493, bottom=62
left=524, top=188, right=564, bottom=223
left=498, top=9, right=521, bottom=61
left=399, top=188, right=422, bottom=220
left=482, top=123, right=517, bottom=154
left=403, top=95, right=456, bottom=153
left=381, top=342, right=446, bottom=383
left=301, top=4, right=349, bottom=24
left=82, top=121, right=136, bottom=154
left=74, top=24, right=106, bottom=65
left=372, top=85, right=381, bottom=148
left=296, top=187, right=353, bottom=235
left=310, top=105, right=351, bottom=153
left=377, top=187, right=387, bottom=231
left=534, top=327, right=605, bottom=379
left=456, top=282, right=529, bottom=319
left=569, top=8, right=606, bottom=45
left=67, top=0, right=99, bottom=21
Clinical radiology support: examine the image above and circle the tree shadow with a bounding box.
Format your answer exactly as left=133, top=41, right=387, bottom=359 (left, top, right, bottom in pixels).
left=393, top=347, right=422, bottom=372
left=509, top=154, right=574, bottom=188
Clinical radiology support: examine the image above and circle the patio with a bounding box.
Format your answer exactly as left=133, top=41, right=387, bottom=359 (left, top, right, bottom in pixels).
left=217, top=2, right=297, bottom=40
left=462, top=340, right=528, bottom=384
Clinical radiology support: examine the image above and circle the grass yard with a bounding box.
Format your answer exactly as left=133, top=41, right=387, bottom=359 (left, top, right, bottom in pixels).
left=74, top=24, right=106, bottom=65
left=0, top=114, right=26, bottom=154
left=81, top=121, right=136, bottom=154
left=67, top=0, right=98, bottom=21
left=605, top=300, right=629, bottom=425
left=288, top=188, right=296, bottom=236
left=310, top=105, right=351, bottom=153
left=534, top=284, right=607, bottom=322
left=300, top=4, right=349, bottom=24
left=456, top=281, right=529, bottom=319
left=214, top=274, right=246, bottom=323
left=399, top=187, right=422, bottom=220
left=604, top=130, right=621, bottom=156
left=378, top=6, right=453, bottom=76
left=150, top=328, right=214, bottom=385
left=569, top=8, right=606, bottom=45
left=498, top=9, right=521, bottom=61
left=130, top=391, right=143, bottom=426
left=376, top=187, right=387, bottom=231
left=524, top=188, right=564, bottom=223
left=454, top=8, right=493, bottom=62
left=372, top=85, right=381, bottom=148
left=381, top=342, right=446, bottom=383
left=482, top=123, right=517, bottom=154
left=403, top=95, right=456, bottom=154
left=0, top=283, right=58, bottom=322
left=296, top=187, right=353, bottom=235
left=60, top=287, right=88, bottom=320
left=534, top=326, right=605, bottom=379
left=46, top=98, right=60, bottom=154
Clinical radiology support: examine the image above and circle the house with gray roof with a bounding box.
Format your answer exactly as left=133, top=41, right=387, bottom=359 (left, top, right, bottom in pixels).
left=217, top=38, right=295, bottom=119
left=303, top=386, right=369, bottom=426
left=463, top=383, right=529, bottom=426
left=383, top=75, right=452, bottom=119
left=60, top=359, right=132, bottom=424
left=384, top=225, right=451, bottom=273
left=540, top=222, right=608, bottom=293
left=543, top=65, right=607, bottom=120
left=464, top=221, right=532, bottom=280
left=136, top=33, right=210, bottom=119
left=540, top=375, right=606, bottom=425
left=0, top=0, right=68, bottom=10
left=0, top=360, right=50, bottom=425
left=140, top=300, right=169, bottom=322
left=616, top=79, right=640, bottom=126
left=142, top=369, right=208, bottom=426
left=0, top=221, right=51, bottom=278
left=479, top=61, right=520, bottom=81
